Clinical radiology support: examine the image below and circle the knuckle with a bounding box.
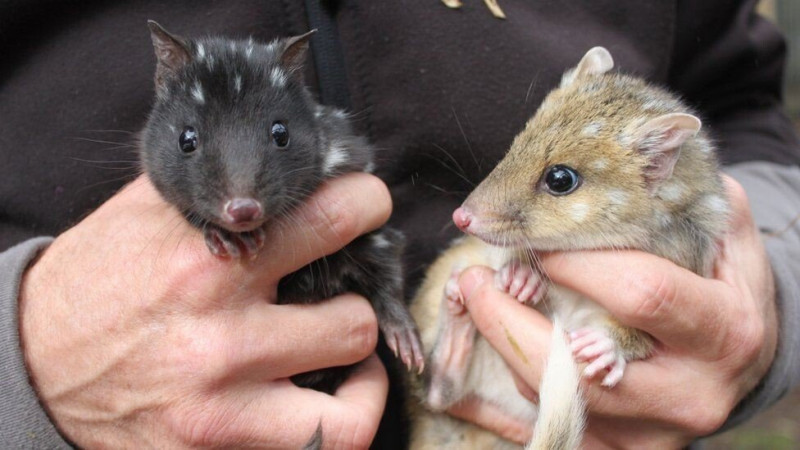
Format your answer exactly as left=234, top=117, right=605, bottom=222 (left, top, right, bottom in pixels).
left=311, top=174, right=392, bottom=243
left=627, top=269, right=676, bottom=323
left=172, top=322, right=231, bottom=380
left=669, top=387, right=734, bottom=437
left=312, top=190, right=361, bottom=244
left=344, top=299, right=379, bottom=358
left=727, top=309, right=765, bottom=367
left=154, top=252, right=227, bottom=312
left=682, top=400, right=730, bottom=436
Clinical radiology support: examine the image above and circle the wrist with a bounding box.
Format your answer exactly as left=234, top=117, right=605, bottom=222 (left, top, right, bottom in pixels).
left=0, top=238, right=70, bottom=448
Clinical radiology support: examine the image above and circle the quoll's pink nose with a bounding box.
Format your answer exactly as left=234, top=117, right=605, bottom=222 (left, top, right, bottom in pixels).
left=223, top=198, right=263, bottom=224
left=452, top=207, right=473, bottom=231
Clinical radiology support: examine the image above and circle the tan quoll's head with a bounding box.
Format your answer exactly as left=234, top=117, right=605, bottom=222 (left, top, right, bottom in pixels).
left=453, top=47, right=722, bottom=252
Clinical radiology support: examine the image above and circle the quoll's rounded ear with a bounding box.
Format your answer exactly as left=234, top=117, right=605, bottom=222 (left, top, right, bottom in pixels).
left=560, top=46, right=614, bottom=87
left=147, top=20, right=192, bottom=96
left=633, top=113, right=702, bottom=191
left=279, top=29, right=317, bottom=81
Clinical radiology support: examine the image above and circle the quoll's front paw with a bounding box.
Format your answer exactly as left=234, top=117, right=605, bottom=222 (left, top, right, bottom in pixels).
left=569, top=327, right=627, bottom=387
left=203, top=225, right=266, bottom=259
left=383, top=320, right=425, bottom=374
left=495, top=260, right=546, bottom=305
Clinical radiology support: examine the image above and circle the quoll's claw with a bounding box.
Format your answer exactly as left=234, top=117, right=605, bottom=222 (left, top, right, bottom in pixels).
left=599, top=357, right=626, bottom=387
left=204, top=226, right=240, bottom=258
left=203, top=226, right=266, bottom=259
left=495, top=261, right=545, bottom=305
left=569, top=327, right=627, bottom=388
left=444, top=269, right=467, bottom=312
left=384, top=324, right=425, bottom=374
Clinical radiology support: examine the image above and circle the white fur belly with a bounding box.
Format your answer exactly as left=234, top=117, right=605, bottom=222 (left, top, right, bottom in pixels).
left=465, top=335, right=538, bottom=422
left=544, top=284, right=612, bottom=331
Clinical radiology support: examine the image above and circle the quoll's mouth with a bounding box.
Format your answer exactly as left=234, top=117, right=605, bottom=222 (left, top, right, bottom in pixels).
left=217, top=219, right=266, bottom=233
left=469, top=229, right=529, bottom=248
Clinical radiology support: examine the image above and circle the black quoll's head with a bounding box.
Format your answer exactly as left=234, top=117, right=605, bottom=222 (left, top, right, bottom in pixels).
left=453, top=47, right=726, bottom=254
left=141, top=21, right=325, bottom=232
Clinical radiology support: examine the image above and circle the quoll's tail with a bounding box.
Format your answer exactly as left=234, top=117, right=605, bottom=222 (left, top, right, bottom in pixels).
left=527, top=319, right=586, bottom=450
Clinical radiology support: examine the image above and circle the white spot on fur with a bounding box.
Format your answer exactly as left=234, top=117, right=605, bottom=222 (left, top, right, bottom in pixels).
left=364, top=161, right=376, bottom=173
left=333, top=109, right=348, bottom=119
left=191, top=81, right=205, bottom=104
left=696, top=136, right=713, bottom=154
left=606, top=189, right=628, bottom=206
left=702, top=195, right=728, bottom=215
left=206, top=54, right=215, bottom=70
left=642, top=99, right=663, bottom=111
left=581, top=122, right=603, bottom=137
left=196, top=43, right=205, bottom=60
left=659, top=183, right=686, bottom=202
left=324, top=143, right=349, bottom=174
left=591, top=159, right=608, bottom=171
left=246, top=38, right=255, bottom=58
left=229, top=42, right=236, bottom=51
left=234, top=74, right=242, bottom=93
left=168, top=125, right=176, bottom=133
left=371, top=233, right=391, bottom=249
left=570, top=202, right=590, bottom=222
left=270, top=67, right=287, bottom=87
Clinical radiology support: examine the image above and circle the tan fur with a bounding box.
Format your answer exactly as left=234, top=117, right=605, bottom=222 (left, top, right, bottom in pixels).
left=408, top=47, right=727, bottom=449
left=603, top=317, right=653, bottom=361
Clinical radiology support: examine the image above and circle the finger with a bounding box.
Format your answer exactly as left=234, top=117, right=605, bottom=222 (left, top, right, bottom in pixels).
left=714, top=176, right=776, bottom=394
left=458, top=266, right=552, bottom=389
left=206, top=353, right=387, bottom=449
left=254, top=172, right=392, bottom=279
left=716, top=175, right=772, bottom=300
left=537, top=249, right=733, bottom=351
left=284, top=353, right=388, bottom=449
left=457, top=266, right=736, bottom=436
left=219, top=294, right=379, bottom=380
left=578, top=355, right=737, bottom=437
left=331, top=352, right=389, bottom=422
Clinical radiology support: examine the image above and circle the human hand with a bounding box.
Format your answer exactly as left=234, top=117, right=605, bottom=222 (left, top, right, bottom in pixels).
left=19, top=173, right=390, bottom=448
left=449, top=175, right=777, bottom=448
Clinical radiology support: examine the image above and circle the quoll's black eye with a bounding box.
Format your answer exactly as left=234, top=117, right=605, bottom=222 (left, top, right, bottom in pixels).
left=271, top=121, right=289, bottom=147
left=179, top=126, right=198, bottom=153
left=544, top=165, right=581, bottom=195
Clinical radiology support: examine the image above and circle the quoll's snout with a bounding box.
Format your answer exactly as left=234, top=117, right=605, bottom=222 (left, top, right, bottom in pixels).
left=452, top=207, right=473, bottom=232
left=222, top=197, right=264, bottom=226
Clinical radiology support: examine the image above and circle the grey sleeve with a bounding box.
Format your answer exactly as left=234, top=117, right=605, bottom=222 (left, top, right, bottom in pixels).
left=720, top=161, right=800, bottom=429
left=0, top=237, right=73, bottom=449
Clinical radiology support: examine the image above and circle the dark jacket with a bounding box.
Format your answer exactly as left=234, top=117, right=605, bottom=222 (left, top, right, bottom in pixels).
left=2, top=1, right=799, bottom=448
